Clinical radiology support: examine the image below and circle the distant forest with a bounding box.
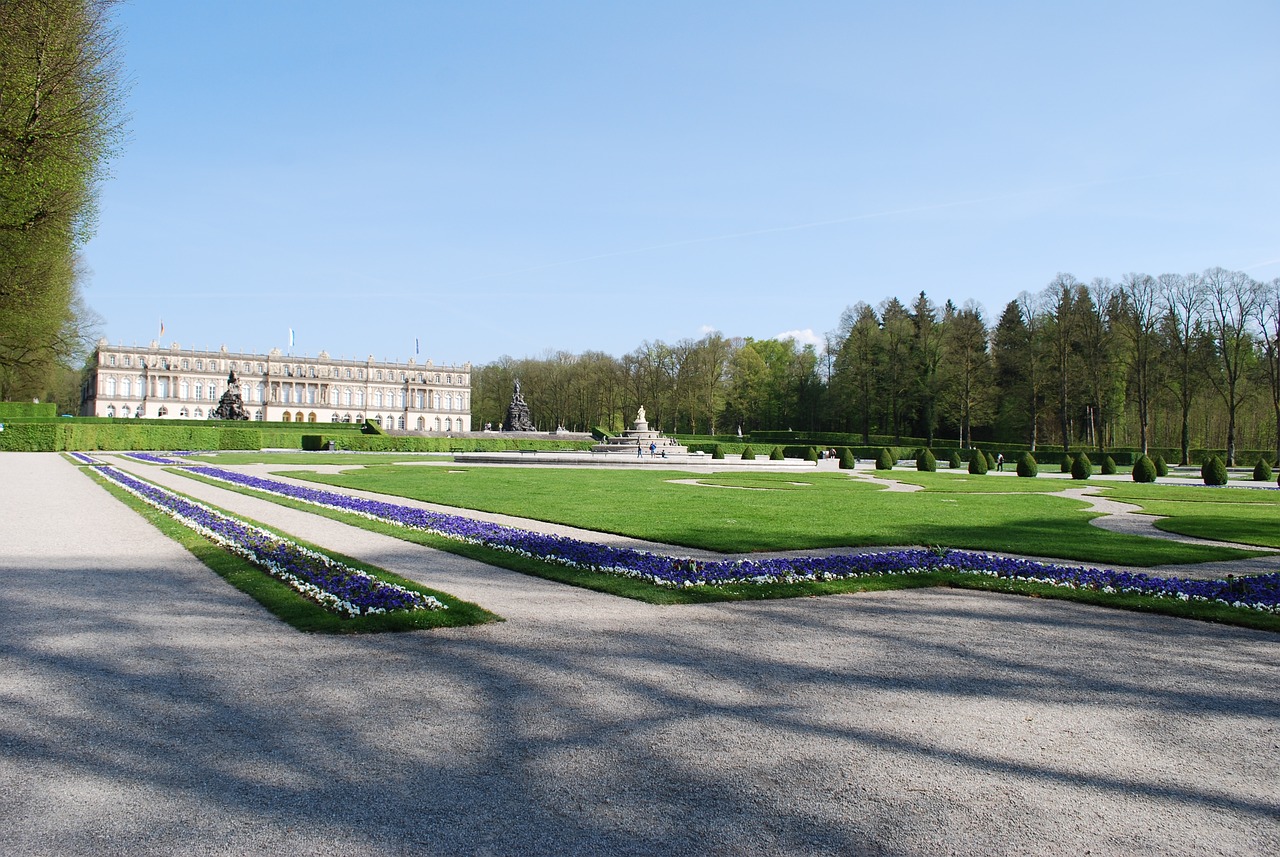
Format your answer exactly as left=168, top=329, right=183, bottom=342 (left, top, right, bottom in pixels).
left=473, top=268, right=1280, bottom=466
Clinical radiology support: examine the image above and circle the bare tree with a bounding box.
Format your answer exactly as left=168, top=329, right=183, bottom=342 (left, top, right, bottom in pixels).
left=1202, top=267, right=1260, bottom=466
left=1158, top=273, right=1206, bottom=464
left=1114, top=273, right=1162, bottom=455
left=1256, top=277, right=1280, bottom=465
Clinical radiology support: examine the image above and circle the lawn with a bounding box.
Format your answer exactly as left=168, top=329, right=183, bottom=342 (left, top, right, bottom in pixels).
left=278, top=465, right=1265, bottom=567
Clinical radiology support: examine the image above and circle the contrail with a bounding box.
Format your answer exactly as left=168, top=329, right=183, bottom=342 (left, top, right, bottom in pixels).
left=441, top=172, right=1175, bottom=288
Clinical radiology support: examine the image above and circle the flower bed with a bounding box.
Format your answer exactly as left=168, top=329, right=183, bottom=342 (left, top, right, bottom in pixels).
left=184, top=466, right=1280, bottom=613
left=123, top=452, right=183, bottom=465
left=95, top=465, right=445, bottom=617
left=69, top=452, right=98, bottom=465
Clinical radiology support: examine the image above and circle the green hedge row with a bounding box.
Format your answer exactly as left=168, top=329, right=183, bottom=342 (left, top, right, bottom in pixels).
left=0, top=422, right=263, bottom=451
left=0, top=402, right=58, bottom=418
left=324, top=436, right=596, bottom=453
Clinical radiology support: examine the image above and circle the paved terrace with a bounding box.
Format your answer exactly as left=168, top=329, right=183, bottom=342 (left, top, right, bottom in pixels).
left=1, top=452, right=1277, bottom=856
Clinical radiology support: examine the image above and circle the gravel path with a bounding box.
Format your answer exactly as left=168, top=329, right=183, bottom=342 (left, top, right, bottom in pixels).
left=1, top=452, right=1278, bottom=856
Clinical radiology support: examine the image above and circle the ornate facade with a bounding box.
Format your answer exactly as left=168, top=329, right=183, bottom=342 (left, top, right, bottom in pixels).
left=80, top=340, right=471, bottom=431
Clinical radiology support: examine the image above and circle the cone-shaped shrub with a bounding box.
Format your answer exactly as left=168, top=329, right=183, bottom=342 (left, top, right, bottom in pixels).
left=947, top=449, right=962, bottom=469
left=1071, top=452, right=1093, bottom=480
left=769, top=446, right=785, bottom=461
left=1101, top=454, right=1116, bottom=475
left=1060, top=455, right=1073, bottom=473
left=968, top=449, right=988, bottom=475
left=1132, top=455, right=1157, bottom=483
left=712, top=444, right=725, bottom=460
left=1252, top=458, right=1272, bottom=481
left=1201, top=455, right=1227, bottom=486
left=875, top=448, right=894, bottom=470
left=916, top=449, right=937, bottom=472
left=985, top=452, right=996, bottom=471
left=839, top=448, right=856, bottom=469
left=1016, top=452, right=1038, bottom=478
left=804, top=446, right=819, bottom=462
left=1153, top=454, right=1168, bottom=477
left=740, top=445, right=755, bottom=461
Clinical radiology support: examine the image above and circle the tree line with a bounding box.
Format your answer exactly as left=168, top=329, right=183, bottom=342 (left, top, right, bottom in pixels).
left=473, top=268, right=1280, bottom=467
left=0, top=0, right=124, bottom=405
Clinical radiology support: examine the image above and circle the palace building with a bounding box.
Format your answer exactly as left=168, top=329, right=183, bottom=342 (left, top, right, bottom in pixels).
left=80, top=340, right=471, bottom=431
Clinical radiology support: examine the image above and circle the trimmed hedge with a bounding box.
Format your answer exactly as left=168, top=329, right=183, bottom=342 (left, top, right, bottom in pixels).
left=968, top=448, right=988, bottom=475
left=712, top=444, right=725, bottom=460
left=1253, top=458, right=1273, bottom=481
left=1153, top=454, right=1168, bottom=478
left=1016, top=452, right=1038, bottom=478
left=804, top=446, right=819, bottom=462
left=916, top=448, right=937, bottom=472
left=769, top=445, right=786, bottom=461
left=0, top=402, right=58, bottom=418
left=875, top=448, right=894, bottom=470
left=1071, top=452, right=1093, bottom=480
left=740, top=445, right=756, bottom=460
left=1132, top=455, right=1157, bottom=483
left=1202, top=456, right=1228, bottom=486
left=947, top=449, right=962, bottom=469
left=839, top=448, right=857, bottom=470
left=1100, top=454, right=1116, bottom=475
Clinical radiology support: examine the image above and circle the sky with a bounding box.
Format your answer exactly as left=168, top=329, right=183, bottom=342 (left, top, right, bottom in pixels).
left=84, top=0, right=1280, bottom=367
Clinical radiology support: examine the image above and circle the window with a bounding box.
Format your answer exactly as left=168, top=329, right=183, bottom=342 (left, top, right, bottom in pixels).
left=308, top=366, right=315, bottom=378
left=445, top=394, right=452, bottom=411
left=255, top=410, right=263, bottom=421
left=179, top=407, right=189, bottom=418
left=344, top=368, right=352, bottom=379
left=106, top=377, right=116, bottom=396
left=434, top=417, right=441, bottom=431
left=354, top=391, right=364, bottom=406
left=121, top=378, right=132, bottom=397
left=307, top=386, right=316, bottom=404
left=283, top=412, right=291, bottom=422
left=331, top=413, right=340, bottom=423
left=343, top=413, right=352, bottom=423
left=416, top=416, right=425, bottom=430
left=373, top=391, right=383, bottom=407
left=447, top=374, right=452, bottom=384
left=414, top=392, right=424, bottom=409
left=358, top=369, right=365, bottom=380
left=342, top=389, right=351, bottom=406
left=194, top=408, right=203, bottom=418
left=257, top=363, right=264, bottom=373
left=397, top=415, right=405, bottom=430
left=209, top=385, right=217, bottom=401
left=445, top=418, right=453, bottom=431
left=395, top=390, right=404, bottom=408
left=194, top=383, right=202, bottom=400
left=376, top=370, right=383, bottom=381
left=108, top=354, right=116, bottom=366
left=308, top=412, right=317, bottom=423
left=124, top=355, right=133, bottom=367
left=180, top=381, right=189, bottom=399
left=181, top=359, right=190, bottom=370
left=295, top=411, right=303, bottom=422
left=106, top=405, right=115, bottom=417
left=230, top=361, right=238, bottom=371
left=195, top=359, right=203, bottom=370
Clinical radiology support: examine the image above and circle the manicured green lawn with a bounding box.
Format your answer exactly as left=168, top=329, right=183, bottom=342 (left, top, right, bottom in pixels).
left=278, top=465, right=1263, bottom=567
left=187, top=451, right=446, bottom=466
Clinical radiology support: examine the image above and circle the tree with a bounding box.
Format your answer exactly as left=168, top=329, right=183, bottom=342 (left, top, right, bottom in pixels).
left=877, top=298, right=914, bottom=441
left=910, top=291, right=943, bottom=446
left=1044, top=274, right=1082, bottom=451
left=1159, top=273, right=1207, bottom=465
left=0, top=0, right=126, bottom=402
left=831, top=303, right=880, bottom=443
left=1202, top=267, right=1260, bottom=466
left=938, top=303, right=993, bottom=448
left=1257, top=278, right=1280, bottom=465
left=1114, top=272, right=1161, bottom=455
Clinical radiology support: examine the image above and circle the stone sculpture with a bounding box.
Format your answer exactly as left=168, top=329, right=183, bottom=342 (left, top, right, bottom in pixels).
left=212, top=368, right=250, bottom=420
left=502, top=378, right=536, bottom=431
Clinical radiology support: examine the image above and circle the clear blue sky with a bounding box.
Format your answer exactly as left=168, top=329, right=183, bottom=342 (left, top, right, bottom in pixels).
left=85, top=0, right=1280, bottom=366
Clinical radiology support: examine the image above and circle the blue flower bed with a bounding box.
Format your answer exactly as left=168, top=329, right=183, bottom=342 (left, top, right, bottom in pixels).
left=96, top=466, right=445, bottom=617
left=185, top=466, right=1280, bottom=613
left=69, top=452, right=98, bottom=465
left=123, top=452, right=183, bottom=465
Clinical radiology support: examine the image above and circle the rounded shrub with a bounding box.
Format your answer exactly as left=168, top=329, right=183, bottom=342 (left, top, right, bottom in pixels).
left=769, top=445, right=785, bottom=461
left=875, top=448, right=894, bottom=470
left=1201, top=455, right=1227, bottom=486
left=1153, top=454, right=1168, bottom=477
left=968, top=449, right=988, bottom=475
left=804, top=446, right=819, bottom=463
left=839, top=447, right=857, bottom=469
left=1252, top=458, right=1272, bottom=481
left=1071, top=452, right=1093, bottom=480
left=1101, top=454, right=1116, bottom=475
left=740, top=445, right=755, bottom=461
left=1016, top=452, right=1038, bottom=478
left=1132, top=455, right=1157, bottom=483
left=916, top=448, right=937, bottom=472
left=1060, top=455, right=1073, bottom=473
left=947, top=449, right=962, bottom=469
left=711, top=444, right=725, bottom=460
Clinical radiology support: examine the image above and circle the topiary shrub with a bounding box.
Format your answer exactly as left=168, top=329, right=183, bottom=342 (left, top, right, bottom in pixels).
left=1101, top=454, right=1116, bottom=475
left=947, top=449, right=962, bottom=469
left=1153, top=454, right=1168, bottom=477
left=769, top=445, right=785, bottom=461
left=1202, top=455, right=1227, bottom=486
left=804, top=446, right=819, bottom=462
left=1071, top=452, right=1093, bottom=480
left=1016, top=452, right=1038, bottom=478
left=839, top=447, right=857, bottom=469
left=1060, top=454, right=1073, bottom=473
left=1132, top=455, right=1157, bottom=483
left=1252, top=458, right=1272, bottom=481
left=875, top=448, right=894, bottom=470
left=916, top=449, right=937, bottom=472
left=968, top=449, right=988, bottom=475
left=985, top=452, right=996, bottom=471
left=740, top=445, right=755, bottom=460
left=712, top=444, right=725, bottom=460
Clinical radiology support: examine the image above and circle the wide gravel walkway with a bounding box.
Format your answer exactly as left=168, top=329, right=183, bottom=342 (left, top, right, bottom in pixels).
left=1, top=452, right=1277, bottom=856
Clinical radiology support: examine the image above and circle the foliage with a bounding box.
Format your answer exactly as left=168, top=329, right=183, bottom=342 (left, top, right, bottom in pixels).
left=1071, top=452, right=1093, bottom=480
left=1015, top=452, right=1038, bottom=478
left=875, top=447, right=894, bottom=470
left=712, top=443, right=725, bottom=459
left=740, top=444, right=755, bottom=460
left=947, top=449, right=962, bottom=469
left=916, top=448, right=936, bottom=471
left=1153, top=454, right=1169, bottom=478
left=0, top=402, right=57, bottom=418
left=1060, top=455, right=1073, bottom=473
left=838, top=447, right=856, bottom=469
left=804, top=446, right=818, bottom=462
left=1132, top=455, right=1157, bottom=483
left=1253, top=458, right=1273, bottom=481
left=1101, top=454, right=1117, bottom=475
left=1202, top=455, right=1228, bottom=486
left=968, top=448, right=988, bottom=475
left=769, top=445, right=785, bottom=460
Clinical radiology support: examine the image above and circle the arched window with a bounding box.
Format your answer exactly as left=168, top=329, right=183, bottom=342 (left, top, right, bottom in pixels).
left=416, top=416, right=425, bottom=430
left=342, top=388, right=351, bottom=406
left=331, top=413, right=340, bottom=422
left=355, top=412, right=363, bottom=422
left=106, top=405, right=115, bottom=417
left=254, top=410, right=263, bottom=421
left=282, top=412, right=291, bottom=422
left=179, top=407, right=189, bottom=418
left=445, top=418, right=453, bottom=431
left=434, top=393, right=441, bottom=409
left=373, top=390, right=383, bottom=407
left=343, top=413, right=352, bottom=423
left=445, top=394, right=453, bottom=411
left=434, top=417, right=441, bottom=431
left=354, top=390, right=364, bottom=406
left=295, top=411, right=304, bottom=422
left=105, top=377, right=116, bottom=396
left=397, top=415, right=405, bottom=430
left=194, top=383, right=202, bottom=400
left=257, top=382, right=265, bottom=403
left=179, top=380, right=189, bottom=399
left=308, top=412, right=317, bottom=423
left=194, top=408, right=203, bottom=418
left=372, top=415, right=381, bottom=426
left=395, top=390, right=404, bottom=408
left=121, top=378, right=131, bottom=397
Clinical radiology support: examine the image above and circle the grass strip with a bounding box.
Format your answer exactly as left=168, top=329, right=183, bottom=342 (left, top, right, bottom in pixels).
left=87, top=468, right=500, bottom=633
left=173, top=468, right=1280, bottom=632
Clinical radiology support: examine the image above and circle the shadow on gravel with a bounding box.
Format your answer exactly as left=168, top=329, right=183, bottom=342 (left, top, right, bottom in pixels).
left=1, top=558, right=1277, bottom=856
